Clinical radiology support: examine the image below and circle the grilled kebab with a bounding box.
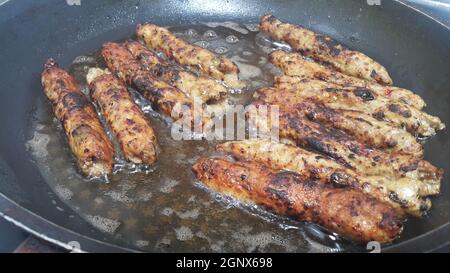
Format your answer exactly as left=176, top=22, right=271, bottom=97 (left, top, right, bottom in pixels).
left=260, top=14, right=393, bottom=85
left=250, top=99, right=443, bottom=199
left=269, top=50, right=425, bottom=109
left=136, top=23, right=245, bottom=89
left=193, top=157, right=403, bottom=243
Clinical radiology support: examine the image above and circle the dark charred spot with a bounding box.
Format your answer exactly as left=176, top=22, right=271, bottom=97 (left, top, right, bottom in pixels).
left=370, top=69, right=379, bottom=80
left=71, top=124, right=92, bottom=137
left=316, top=35, right=341, bottom=56
left=353, top=87, right=375, bottom=101
left=56, top=79, right=66, bottom=88
left=305, top=137, right=331, bottom=156
left=271, top=171, right=298, bottom=187
left=372, top=111, right=385, bottom=121
left=61, top=92, right=89, bottom=110
left=388, top=104, right=412, bottom=118
left=265, top=14, right=277, bottom=23
left=348, top=144, right=360, bottom=154
left=329, top=172, right=349, bottom=187
left=354, top=117, right=372, bottom=126
left=373, top=156, right=381, bottom=162
left=399, top=162, right=418, bottom=173
left=379, top=212, right=402, bottom=231
left=126, top=118, right=135, bottom=125
left=325, top=88, right=339, bottom=93
left=388, top=191, right=406, bottom=206
left=240, top=174, right=247, bottom=181
left=302, top=179, right=318, bottom=189
left=305, top=111, right=317, bottom=121
left=420, top=201, right=429, bottom=212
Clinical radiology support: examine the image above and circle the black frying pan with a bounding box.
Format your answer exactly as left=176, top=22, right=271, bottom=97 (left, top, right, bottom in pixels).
left=0, top=0, right=449, bottom=253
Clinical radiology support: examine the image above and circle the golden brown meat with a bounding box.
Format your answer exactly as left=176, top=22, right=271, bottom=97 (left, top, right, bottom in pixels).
left=269, top=50, right=426, bottom=109
left=41, top=59, right=114, bottom=177
left=255, top=88, right=423, bottom=156
left=250, top=99, right=442, bottom=201
left=136, top=23, right=245, bottom=89
left=260, top=14, right=393, bottom=85
left=87, top=68, right=158, bottom=165
left=124, top=40, right=227, bottom=104
left=101, top=42, right=212, bottom=129
left=273, top=76, right=445, bottom=137
left=193, top=157, right=403, bottom=243
left=217, top=140, right=430, bottom=216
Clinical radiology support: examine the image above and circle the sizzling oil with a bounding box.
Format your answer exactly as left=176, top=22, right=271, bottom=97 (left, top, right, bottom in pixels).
left=26, top=23, right=356, bottom=252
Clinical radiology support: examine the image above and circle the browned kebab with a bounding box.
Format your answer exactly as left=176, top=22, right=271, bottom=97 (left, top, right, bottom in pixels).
left=41, top=59, right=114, bottom=177
left=260, top=14, right=393, bottom=85
left=136, top=23, right=246, bottom=89
left=87, top=68, right=158, bottom=165
left=193, top=157, right=403, bottom=243
left=101, top=42, right=212, bottom=129
left=248, top=98, right=443, bottom=216
left=269, top=50, right=426, bottom=109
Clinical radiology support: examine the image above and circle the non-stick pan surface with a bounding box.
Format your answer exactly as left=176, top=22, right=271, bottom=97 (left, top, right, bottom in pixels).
left=0, top=0, right=449, bottom=252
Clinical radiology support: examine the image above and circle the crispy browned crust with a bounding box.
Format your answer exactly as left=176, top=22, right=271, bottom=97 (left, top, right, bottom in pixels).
left=101, top=42, right=211, bottom=128
left=273, top=76, right=445, bottom=137
left=136, top=23, right=245, bottom=89
left=88, top=70, right=158, bottom=165
left=217, top=140, right=429, bottom=216
left=269, top=50, right=426, bottom=109
left=260, top=15, right=393, bottom=85
left=255, top=88, right=423, bottom=156
left=41, top=59, right=114, bottom=177
left=124, top=40, right=227, bottom=104
left=193, top=157, right=403, bottom=243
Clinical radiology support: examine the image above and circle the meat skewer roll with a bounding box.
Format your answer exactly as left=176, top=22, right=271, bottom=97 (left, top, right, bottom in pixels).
left=269, top=50, right=426, bottom=109
left=193, top=157, right=403, bottom=243
left=41, top=59, right=114, bottom=177
left=87, top=68, right=158, bottom=165
left=136, top=23, right=245, bottom=89
left=260, top=14, right=393, bottom=85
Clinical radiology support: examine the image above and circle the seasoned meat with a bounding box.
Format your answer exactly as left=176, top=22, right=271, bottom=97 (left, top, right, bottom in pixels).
left=269, top=50, right=425, bottom=109
left=255, top=88, right=423, bottom=156
left=218, top=140, right=431, bottom=216
left=87, top=68, right=158, bottom=165
left=193, top=157, right=403, bottom=243
left=101, top=42, right=212, bottom=129
left=124, top=40, right=227, bottom=104
left=136, top=23, right=245, bottom=89
left=273, top=76, right=445, bottom=137
left=41, top=59, right=114, bottom=177
left=250, top=99, right=442, bottom=201
left=260, top=14, right=393, bottom=84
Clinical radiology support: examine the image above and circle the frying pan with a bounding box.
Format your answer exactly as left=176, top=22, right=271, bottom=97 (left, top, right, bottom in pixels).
left=0, top=0, right=449, bottom=253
